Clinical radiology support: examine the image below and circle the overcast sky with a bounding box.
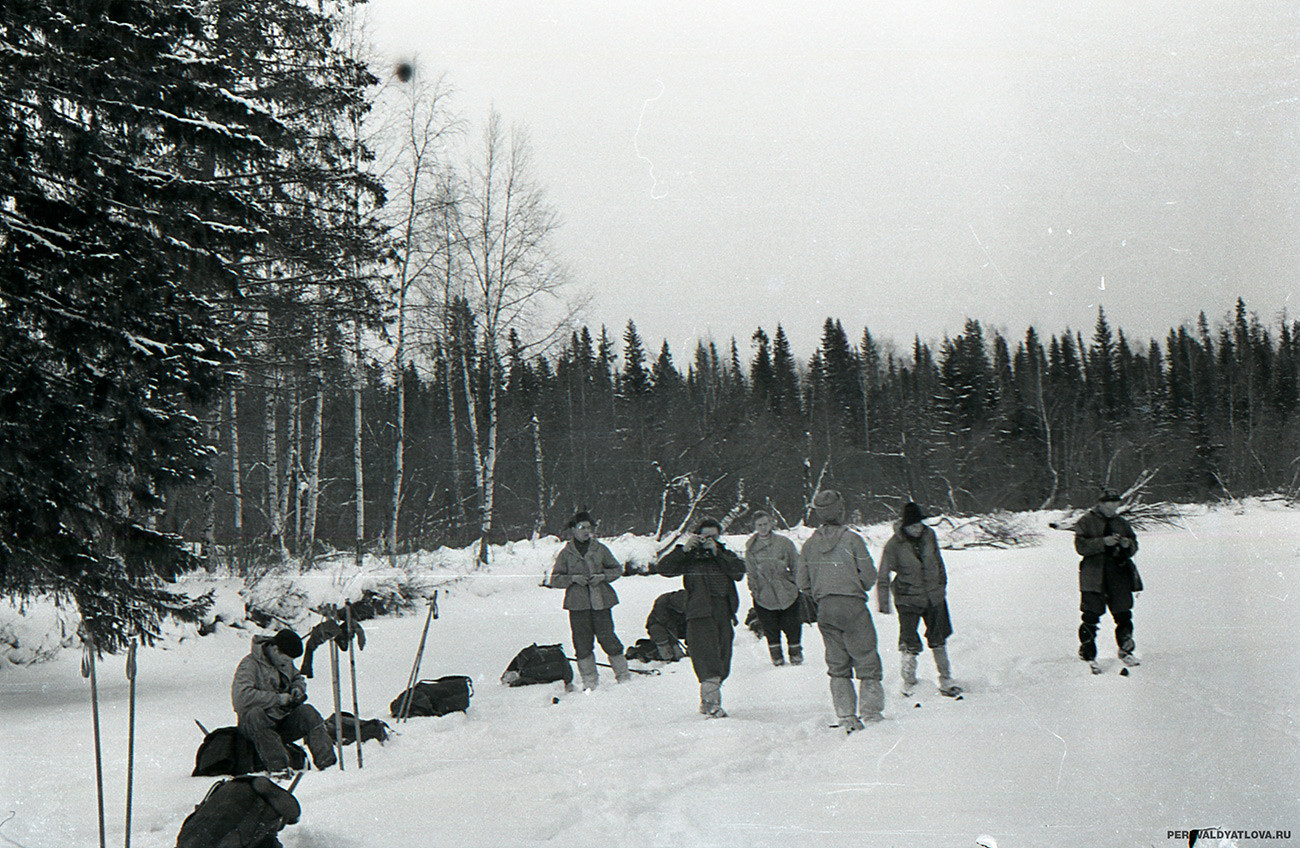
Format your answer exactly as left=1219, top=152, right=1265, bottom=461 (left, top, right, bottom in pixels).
left=364, top=1, right=1298, bottom=359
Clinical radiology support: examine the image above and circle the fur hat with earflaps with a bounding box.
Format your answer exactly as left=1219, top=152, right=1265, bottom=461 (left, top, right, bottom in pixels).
left=271, top=629, right=303, bottom=659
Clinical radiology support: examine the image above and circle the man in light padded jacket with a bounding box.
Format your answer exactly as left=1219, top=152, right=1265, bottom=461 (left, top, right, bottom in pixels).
left=797, top=490, right=884, bottom=732
left=231, top=629, right=336, bottom=774
left=546, top=510, right=631, bottom=688
left=744, top=511, right=804, bottom=666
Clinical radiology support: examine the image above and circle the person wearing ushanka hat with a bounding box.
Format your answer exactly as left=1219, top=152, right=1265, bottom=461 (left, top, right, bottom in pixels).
left=1071, top=488, right=1142, bottom=670
left=546, top=509, right=631, bottom=689
left=797, top=489, right=884, bottom=732
left=877, top=502, right=960, bottom=697
left=231, top=629, right=336, bottom=774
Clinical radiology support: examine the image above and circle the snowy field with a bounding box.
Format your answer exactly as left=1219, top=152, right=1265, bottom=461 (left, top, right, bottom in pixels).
left=1, top=501, right=1297, bottom=848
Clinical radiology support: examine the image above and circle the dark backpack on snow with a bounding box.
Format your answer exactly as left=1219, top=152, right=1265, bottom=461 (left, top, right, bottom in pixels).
left=175, top=775, right=300, bottom=848
left=389, top=675, right=473, bottom=718
left=324, top=711, right=392, bottom=744
left=192, top=726, right=306, bottom=777
left=500, top=643, right=573, bottom=687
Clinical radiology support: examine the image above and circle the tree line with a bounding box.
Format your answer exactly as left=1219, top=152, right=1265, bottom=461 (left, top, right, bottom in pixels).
left=177, top=298, right=1300, bottom=562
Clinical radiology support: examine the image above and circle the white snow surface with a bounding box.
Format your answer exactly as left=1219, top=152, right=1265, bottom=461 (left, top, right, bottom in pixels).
left=2, top=502, right=1297, bottom=848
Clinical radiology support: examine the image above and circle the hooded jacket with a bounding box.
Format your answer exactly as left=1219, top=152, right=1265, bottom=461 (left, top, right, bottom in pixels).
left=877, top=522, right=947, bottom=614
left=796, top=523, right=876, bottom=602
left=1072, top=508, right=1141, bottom=594
left=546, top=539, right=623, bottom=610
left=744, top=531, right=800, bottom=610
left=232, top=635, right=306, bottom=720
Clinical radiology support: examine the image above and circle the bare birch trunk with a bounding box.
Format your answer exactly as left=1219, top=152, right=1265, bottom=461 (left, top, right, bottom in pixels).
left=203, top=406, right=218, bottom=572
left=388, top=304, right=406, bottom=568
left=353, top=321, right=365, bottom=569
left=459, top=344, right=486, bottom=563
left=531, top=413, right=546, bottom=538
left=1036, top=367, right=1060, bottom=510
left=229, top=384, right=244, bottom=558
left=304, top=372, right=324, bottom=566
left=476, top=362, right=499, bottom=566
left=264, top=369, right=288, bottom=560
left=443, top=354, right=467, bottom=533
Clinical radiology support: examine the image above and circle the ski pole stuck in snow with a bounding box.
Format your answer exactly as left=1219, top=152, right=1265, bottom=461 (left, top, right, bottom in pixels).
left=397, top=591, right=439, bottom=722
left=80, top=625, right=106, bottom=848
left=124, top=639, right=137, bottom=848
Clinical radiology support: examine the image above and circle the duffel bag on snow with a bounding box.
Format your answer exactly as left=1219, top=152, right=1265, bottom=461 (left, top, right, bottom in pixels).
left=500, top=643, right=573, bottom=687
left=192, top=726, right=307, bottom=777
left=389, top=675, right=473, bottom=718
left=176, top=775, right=300, bottom=848
left=324, top=711, right=392, bottom=744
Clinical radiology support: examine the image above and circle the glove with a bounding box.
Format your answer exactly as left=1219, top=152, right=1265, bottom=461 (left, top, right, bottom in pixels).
left=588, top=573, right=606, bottom=585
left=569, top=574, right=589, bottom=586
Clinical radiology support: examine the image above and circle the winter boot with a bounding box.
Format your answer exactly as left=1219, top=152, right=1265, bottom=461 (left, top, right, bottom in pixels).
left=859, top=677, right=885, bottom=721
left=899, top=651, right=919, bottom=697
left=829, top=676, right=860, bottom=731
left=699, top=678, right=726, bottom=717
left=609, top=653, right=632, bottom=683
left=1078, top=622, right=1098, bottom=662
left=788, top=644, right=804, bottom=665
left=1118, top=636, right=1140, bottom=667
left=933, top=645, right=961, bottom=696
left=768, top=644, right=786, bottom=666
left=576, top=654, right=600, bottom=690
left=655, top=642, right=676, bottom=662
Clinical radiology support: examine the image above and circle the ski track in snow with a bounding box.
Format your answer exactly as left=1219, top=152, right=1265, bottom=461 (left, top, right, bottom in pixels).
left=1, top=502, right=1298, bottom=847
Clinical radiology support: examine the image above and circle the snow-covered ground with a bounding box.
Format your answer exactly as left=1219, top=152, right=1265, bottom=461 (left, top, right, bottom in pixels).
left=2, top=501, right=1297, bottom=848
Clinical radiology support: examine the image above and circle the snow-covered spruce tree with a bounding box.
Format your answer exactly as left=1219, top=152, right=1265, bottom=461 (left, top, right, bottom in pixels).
left=0, top=0, right=329, bottom=651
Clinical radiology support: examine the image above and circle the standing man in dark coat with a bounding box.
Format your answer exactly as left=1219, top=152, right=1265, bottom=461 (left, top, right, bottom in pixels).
left=655, top=517, right=746, bottom=717
left=877, top=502, right=960, bottom=697
left=231, top=629, right=337, bottom=774
left=1073, top=489, right=1142, bottom=669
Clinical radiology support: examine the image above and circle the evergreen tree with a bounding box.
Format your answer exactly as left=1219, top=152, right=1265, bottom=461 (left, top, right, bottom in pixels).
left=621, top=321, right=651, bottom=397
left=0, top=0, right=334, bottom=648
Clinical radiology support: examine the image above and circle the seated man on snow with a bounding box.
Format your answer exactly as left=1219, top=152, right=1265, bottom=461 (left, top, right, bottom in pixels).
left=231, top=629, right=337, bottom=774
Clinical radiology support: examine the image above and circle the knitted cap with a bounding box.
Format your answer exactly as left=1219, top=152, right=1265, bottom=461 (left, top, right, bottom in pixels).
left=813, top=489, right=844, bottom=521
left=900, top=502, right=928, bottom=526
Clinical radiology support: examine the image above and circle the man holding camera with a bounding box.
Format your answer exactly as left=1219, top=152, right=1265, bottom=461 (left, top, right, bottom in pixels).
left=231, top=629, right=337, bottom=774
left=655, top=517, right=746, bottom=717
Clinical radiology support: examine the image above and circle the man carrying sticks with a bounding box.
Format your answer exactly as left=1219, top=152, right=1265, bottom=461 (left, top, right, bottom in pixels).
left=232, top=629, right=337, bottom=775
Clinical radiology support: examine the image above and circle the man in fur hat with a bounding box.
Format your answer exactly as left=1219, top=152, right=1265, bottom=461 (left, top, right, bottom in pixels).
left=232, top=629, right=337, bottom=774
left=797, top=490, right=884, bottom=731
left=1072, top=489, right=1142, bottom=670
left=877, top=502, right=961, bottom=697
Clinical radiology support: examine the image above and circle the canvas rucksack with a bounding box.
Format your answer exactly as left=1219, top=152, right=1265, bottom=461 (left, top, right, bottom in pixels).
left=192, top=726, right=306, bottom=778
left=499, top=643, right=574, bottom=687
left=323, top=711, right=392, bottom=745
left=389, top=675, right=473, bottom=718
left=175, top=775, right=300, bottom=848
